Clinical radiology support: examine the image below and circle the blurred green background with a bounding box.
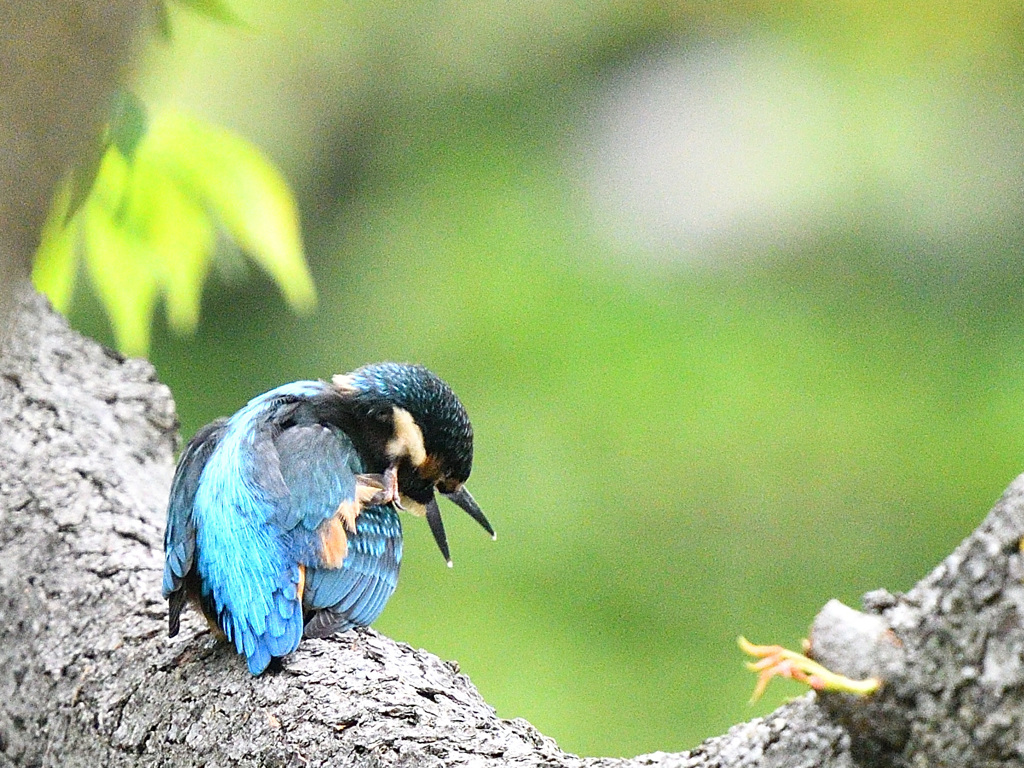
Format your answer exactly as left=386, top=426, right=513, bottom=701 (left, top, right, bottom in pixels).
left=64, top=0, right=1024, bottom=758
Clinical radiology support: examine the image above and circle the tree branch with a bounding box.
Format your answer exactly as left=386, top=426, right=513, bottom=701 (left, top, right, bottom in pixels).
left=3, top=289, right=1023, bottom=767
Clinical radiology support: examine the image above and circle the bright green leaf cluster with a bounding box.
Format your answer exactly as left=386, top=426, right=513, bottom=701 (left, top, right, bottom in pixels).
left=33, top=108, right=316, bottom=356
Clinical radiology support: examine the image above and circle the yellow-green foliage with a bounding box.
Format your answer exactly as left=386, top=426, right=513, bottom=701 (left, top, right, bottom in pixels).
left=32, top=109, right=315, bottom=356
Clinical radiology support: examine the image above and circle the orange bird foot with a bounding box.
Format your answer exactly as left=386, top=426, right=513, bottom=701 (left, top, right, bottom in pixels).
left=355, top=465, right=404, bottom=510
left=738, top=636, right=881, bottom=703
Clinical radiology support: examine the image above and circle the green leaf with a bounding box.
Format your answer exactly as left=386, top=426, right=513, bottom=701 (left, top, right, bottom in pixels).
left=109, top=90, right=149, bottom=162
left=127, top=150, right=215, bottom=333
left=81, top=151, right=159, bottom=356
left=170, top=0, right=245, bottom=27
left=62, top=89, right=148, bottom=225
left=147, top=111, right=316, bottom=313
left=33, top=180, right=79, bottom=311
left=32, top=105, right=314, bottom=356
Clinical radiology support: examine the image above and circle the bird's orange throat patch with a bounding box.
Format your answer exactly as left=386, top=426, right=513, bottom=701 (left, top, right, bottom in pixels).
left=418, top=454, right=443, bottom=484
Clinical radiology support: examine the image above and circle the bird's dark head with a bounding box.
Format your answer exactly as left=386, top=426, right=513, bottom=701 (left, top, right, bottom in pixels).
left=333, top=362, right=473, bottom=487
left=332, top=362, right=493, bottom=564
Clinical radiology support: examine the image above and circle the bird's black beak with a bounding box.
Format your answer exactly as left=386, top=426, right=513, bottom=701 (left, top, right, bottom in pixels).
left=424, top=497, right=452, bottom=567
left=424, top=486, right=495, bottom=567
left=443, top=485, right=495, bottom=539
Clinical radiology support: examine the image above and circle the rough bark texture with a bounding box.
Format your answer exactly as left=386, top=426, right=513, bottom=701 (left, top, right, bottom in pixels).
left=809, top=487, right=1024, bottom=767
left=2, top=288, right=1024, bottom=767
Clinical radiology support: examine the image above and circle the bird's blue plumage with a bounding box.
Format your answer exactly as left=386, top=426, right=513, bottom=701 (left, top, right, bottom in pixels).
left=163, top=418, right=226, bottom=636
left=162, top=380, right=404, bottom=674
left=303, top=506, right=402, bottom=637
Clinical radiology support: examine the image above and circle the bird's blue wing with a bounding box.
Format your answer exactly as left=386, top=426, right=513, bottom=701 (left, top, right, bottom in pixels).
left=302, top=506, right=403, bottom=638
left=190, top=406, right=305, bottom=676
left=270, top=422, right=403, bottom=635
left=163, top=418, right=226, bottom=637
left=194, top=401, right=371, bottom=673
left=271, top=422, right=362, bottom=540
left=169, top=381, right=402, bottom=674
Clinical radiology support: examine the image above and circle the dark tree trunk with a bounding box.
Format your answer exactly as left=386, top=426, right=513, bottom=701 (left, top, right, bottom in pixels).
left=0, top=0, right=143, bottom=332
left=3, top=289, right=1024, bottom=767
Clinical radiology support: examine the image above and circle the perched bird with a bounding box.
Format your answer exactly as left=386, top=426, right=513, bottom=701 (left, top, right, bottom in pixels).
left=162, top=362, right=494, bottom=674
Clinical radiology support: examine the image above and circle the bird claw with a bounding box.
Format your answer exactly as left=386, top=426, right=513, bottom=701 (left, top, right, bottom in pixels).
left=355, top=465, right=404, bottom=510
left=383, top=463, right=404, bottom=510
left=738, top=636, right=881, bottom=703
left=355, top=474, right=393, bottom=507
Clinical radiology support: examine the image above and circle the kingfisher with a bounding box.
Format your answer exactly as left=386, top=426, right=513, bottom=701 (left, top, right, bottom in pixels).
left=162, top=362, right=494, bottom=675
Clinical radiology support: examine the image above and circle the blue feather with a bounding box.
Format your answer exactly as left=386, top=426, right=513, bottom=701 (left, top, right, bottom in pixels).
left=164, top=378, right=412, bottom=674
left=302, top=506, right=402, bottom=638
left=186, top=383, right=336, bottom=673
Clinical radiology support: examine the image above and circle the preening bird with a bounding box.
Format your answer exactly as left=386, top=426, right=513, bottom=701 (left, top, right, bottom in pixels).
left=162, top=362, right=494, bottom=674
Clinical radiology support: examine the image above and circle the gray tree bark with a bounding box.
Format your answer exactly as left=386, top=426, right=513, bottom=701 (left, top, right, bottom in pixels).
left=3, top=288, right=1024, bottom=767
